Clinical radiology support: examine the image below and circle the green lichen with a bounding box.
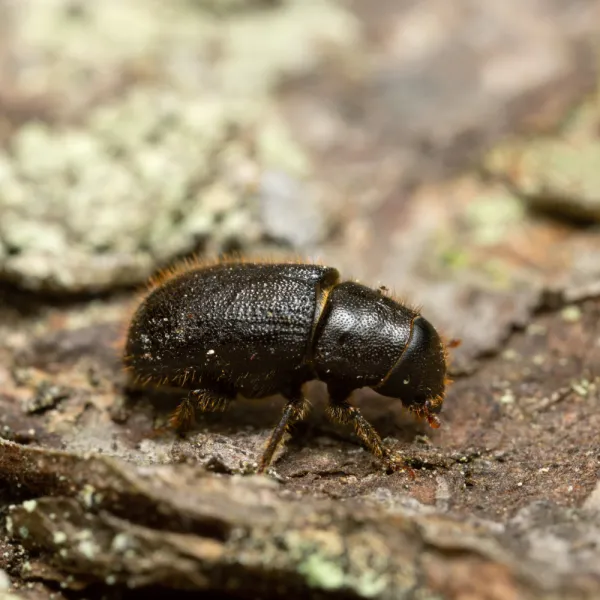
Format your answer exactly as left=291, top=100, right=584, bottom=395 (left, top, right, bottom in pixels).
left=353, top=570, right=389, bottom=598
left=297, top=554, right=346, bottom=591
left=284, top=529, right=394, bottom=598
left=296, top=551, right=390, bottom=598
left=1, top=0, right=359, bottom=292
left=485, top=99, right=600, bottom=222
left=465, top=192, right=525, bottom=246
left=426, top=183, right=530, bottom=290
left=561, top=305, right=582, bottom=323
left=53, top=531, right=68, bottom=545
left=0, top=89, right=311, bottom=291
left=190, top=0, right=283, bottom=14
left=9, top=0, right=359, bottom=107
left=570, top=378, right=592, bottom=397
left=213, top=0, right=360, bottom=96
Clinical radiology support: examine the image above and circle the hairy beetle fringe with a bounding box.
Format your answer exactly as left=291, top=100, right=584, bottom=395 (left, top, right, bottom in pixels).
left=146, top=251, right=324, bottom=294
left=356, top=281, right=422, bottom=317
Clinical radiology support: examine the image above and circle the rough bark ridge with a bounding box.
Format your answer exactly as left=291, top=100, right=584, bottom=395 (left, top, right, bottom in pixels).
left=0, top=1, right=599, bottom=599
left=0, top=295, right=598, bottom=599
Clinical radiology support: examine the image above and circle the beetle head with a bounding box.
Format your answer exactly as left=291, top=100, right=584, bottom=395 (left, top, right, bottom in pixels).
left=374, top=315, right=447, bottom=429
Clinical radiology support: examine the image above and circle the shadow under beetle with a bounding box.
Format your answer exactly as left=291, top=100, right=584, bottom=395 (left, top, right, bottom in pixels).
left=123, top=258, right=452, bottom=472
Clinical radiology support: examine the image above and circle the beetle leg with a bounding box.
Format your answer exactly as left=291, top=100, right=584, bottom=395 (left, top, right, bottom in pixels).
left=257, top=393, right=309, bottom=474
left=326, top=392, right=414, bottom=474
left=169, top=395, right=196, bottom=433
left=326, top=399, right=388, bottom=460
left=169, top=389, right=232, bottom=434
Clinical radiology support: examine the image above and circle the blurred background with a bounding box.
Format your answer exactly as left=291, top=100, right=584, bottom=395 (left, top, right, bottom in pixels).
left=0, top=4, right=600, bottom=596
left=0, top=0, right=599, bottom=370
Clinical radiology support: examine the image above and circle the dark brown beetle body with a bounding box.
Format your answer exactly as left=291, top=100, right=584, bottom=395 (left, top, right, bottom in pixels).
left=124, top=260, right=450, bottom=472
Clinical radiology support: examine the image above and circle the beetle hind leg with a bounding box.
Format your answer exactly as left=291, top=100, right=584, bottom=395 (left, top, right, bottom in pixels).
left=169, top=395, right=196, bottom=433
left=169, top=389, right=233, bottom=434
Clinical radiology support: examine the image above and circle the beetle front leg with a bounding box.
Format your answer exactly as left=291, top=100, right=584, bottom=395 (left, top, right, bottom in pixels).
left=325, top=393, right=413, bottom=475
left=257, top=390, right=309, bottom=474
left=326, top=399, right=388, bottom=460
